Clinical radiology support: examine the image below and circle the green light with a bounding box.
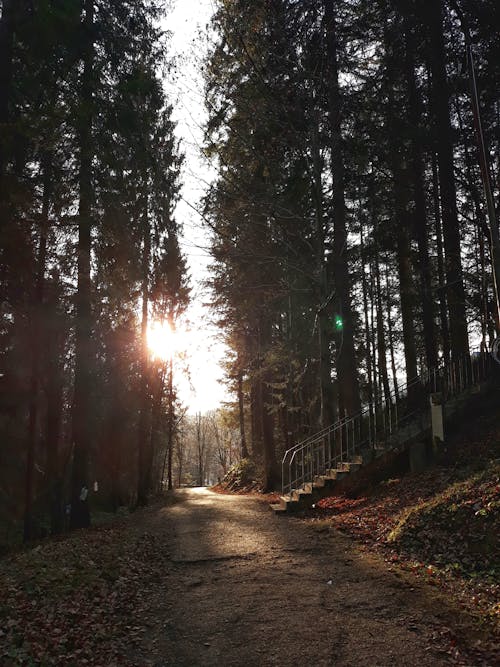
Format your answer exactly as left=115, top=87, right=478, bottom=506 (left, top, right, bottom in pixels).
left=334, top=314, right=343, bottom=331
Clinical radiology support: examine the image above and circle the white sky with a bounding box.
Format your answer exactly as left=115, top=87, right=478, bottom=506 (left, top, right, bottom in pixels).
left=161, top=0, right=229, bottom=414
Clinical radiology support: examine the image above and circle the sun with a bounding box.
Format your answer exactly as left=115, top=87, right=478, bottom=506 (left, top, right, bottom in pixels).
left=147, top=321, right=179, bottom=361
left=145, top=315, right=230, bottom=412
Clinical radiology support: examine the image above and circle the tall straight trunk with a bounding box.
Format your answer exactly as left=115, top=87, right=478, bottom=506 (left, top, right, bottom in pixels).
left=137, top=203, right=151, bottom=506
left=360, top=224, right=374, bottom=408
left=395, top=195, right=419, bottom=386
left=431, top=152, right=451, bottom=361
left=312, top=119, right=335, bottom=428
left=324, top=0, right=359, bottom=417
left=0, top=0, right=13, bottom=206
left=261, top=374, right=277, bottom=491
left=249, top=379, right=263, bottom=456
left=195, top=413, right=204, bottom=486
left=237, top=370, right=248, bottom=458
left=24, top=159, right=50, bottom=541
left=423, top=0, right=469, bottom=358
left=455, top=99, right=493, bottom=345
left=468, top=49, right=500, bottom=331
left=45, top=277, right=64, bottom=535
left=70, top=0, right=94, bottom=529
left=259, top=317, right=278, bottom=491
left=159, top=359, right=174, bottom=490
left=0, top=0, right=14, bottom=293
left=374, top=255, right=391, bottom=401
left=368, top=259, right=379, bottom=405
left=403, top=21, right=437, bottom=369
left=176, top=440, right=183, bottom=489
left=476, top=224, right=487, bottom=350
left=149, top=366, right=165, bottom=490
left=385, top=265, right=400, bottom=402
left=166, top=357, right=174, bottom=490
left=384, top=15, right=418, bottom=389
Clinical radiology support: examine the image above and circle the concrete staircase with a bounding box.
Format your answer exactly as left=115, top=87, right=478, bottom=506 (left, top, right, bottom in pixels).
left=270, top=457, right=364, bottom=514
left=271, top=352, right=497, bottom=515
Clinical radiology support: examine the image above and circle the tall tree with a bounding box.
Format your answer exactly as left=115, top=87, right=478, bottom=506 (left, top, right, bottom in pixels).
left=323, top=0, right=360, bottom=416
left=422, top=0, right=469, bottom=359
left=70, top=0, right=95, bottom=529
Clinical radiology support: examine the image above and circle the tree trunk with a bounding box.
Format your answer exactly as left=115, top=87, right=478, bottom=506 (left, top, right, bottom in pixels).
left=312, top=119, right=335, bottom=428
left=395, top=189, right=418, bottom=387
left=423, top=0, right=469, bottom=358
left=384, top=16, right=419, bottom=390
left=374, top=255, right=391, bottom=402
left=360, top=224, right=374, bottom=409
left=261, top=373, right=277, bottom=491
left=45, top=275, right=64, bottom=535
left=137, top=201, right=151, bottom=506
left=195, top=412, right=205, bottom=487
left=0, top=0, right=13, bottom=205
left=250, top=353, right=263, bottom=457
left=70, top=0, right=94, bottom=530
left=323, top=0, right=359, bottom=417
left=403, top=19, right=437, bottom=370
left=237, top=370, right=248, bottom=458
left=385, top=265, right=400, bottom=402
left=24, top=158, right=50, bottom=541
left=166, top=357, right=174, bottom=490
left=431, top=152, right=451, bottom=362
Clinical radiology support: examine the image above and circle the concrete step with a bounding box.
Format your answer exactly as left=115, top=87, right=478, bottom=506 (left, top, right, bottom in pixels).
left=291, top=488, right=314, bottom=502
left=329, top=469, right=349, bottom=480
left=270, top=503, right=288, bottom=515
left=313, top=475, right=337, bottom=489
left=272, top=456, right=367, bottom=514
left=338, top=461, right=362, bottom=473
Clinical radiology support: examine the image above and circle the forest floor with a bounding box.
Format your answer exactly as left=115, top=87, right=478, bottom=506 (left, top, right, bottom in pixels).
left=0, top=485, right=498, bottom=666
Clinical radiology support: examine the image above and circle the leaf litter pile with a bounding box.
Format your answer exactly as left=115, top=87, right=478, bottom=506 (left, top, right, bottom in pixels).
left=306, top=413, right=499, bottom=663
left=0, top=504, right=173, bottom=666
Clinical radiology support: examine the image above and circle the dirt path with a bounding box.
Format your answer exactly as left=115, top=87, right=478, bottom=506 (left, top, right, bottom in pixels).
left=126, top=487, right=473, bottom=666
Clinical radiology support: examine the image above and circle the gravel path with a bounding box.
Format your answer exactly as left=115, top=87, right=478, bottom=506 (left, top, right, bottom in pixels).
left=129, top=487, right=470, bottom=666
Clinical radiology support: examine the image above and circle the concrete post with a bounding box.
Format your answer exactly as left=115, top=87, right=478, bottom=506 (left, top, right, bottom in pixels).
left=430, top=392, right=444, bottom=454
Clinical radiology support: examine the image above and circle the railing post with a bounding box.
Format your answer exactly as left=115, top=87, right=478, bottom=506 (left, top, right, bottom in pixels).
left=430, top=392, right=445, bottom=456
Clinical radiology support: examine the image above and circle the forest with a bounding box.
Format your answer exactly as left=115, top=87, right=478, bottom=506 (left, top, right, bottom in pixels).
left=204, top=0, right=499, bottom=489
left=0, top=0, right=499, bottom=547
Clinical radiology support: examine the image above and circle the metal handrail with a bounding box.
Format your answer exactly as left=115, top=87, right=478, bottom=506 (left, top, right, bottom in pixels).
left=281, top=351, right=492, bottom=496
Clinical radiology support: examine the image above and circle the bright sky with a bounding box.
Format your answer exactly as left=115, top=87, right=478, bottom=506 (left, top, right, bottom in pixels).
left=160, top=0, right=229, bottom=414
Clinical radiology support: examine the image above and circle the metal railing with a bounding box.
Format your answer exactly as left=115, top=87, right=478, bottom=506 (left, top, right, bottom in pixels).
left=281, top=351, right=493, bottom=496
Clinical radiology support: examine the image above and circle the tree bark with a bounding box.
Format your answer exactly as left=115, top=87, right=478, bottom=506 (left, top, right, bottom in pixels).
left=45, top=275, right=64, bottom=535
left=70, top=0, right=94, bottom=529
left=0, top=0, right=14, bottom=205
left=374, top=255, right=391, bottom=401
left=237, top=370, right=249, bottom=458
left=423, top=0, right=469, bottom=358
left=385, top=264, right=400, bottom=402
left=312, top=119, right=335, bottom=428
left=431, top=152, right=451, bottom=362
left=24, top=158, right=50, bottom=541
left=323, top=0, right=359, bottom=417
left=403, top=19, right=437, bottom=369
left=166, top=357, right=174, bottom=490
left=137, top=201, right=151, bottom=506
left=360, top=224, right=374, bottom=409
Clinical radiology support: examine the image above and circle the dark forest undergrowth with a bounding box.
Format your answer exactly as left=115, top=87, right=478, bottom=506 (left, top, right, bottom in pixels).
left=0, top=498, right=179, bottom=666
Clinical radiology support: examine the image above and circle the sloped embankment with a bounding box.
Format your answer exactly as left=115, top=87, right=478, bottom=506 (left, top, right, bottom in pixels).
left=306, top=409, right=500, bottom=660
left=388, top=465, right=499, bottom=581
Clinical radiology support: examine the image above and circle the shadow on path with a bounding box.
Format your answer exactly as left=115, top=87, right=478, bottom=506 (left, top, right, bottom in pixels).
left=133, top=487, right=467, bottom=667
